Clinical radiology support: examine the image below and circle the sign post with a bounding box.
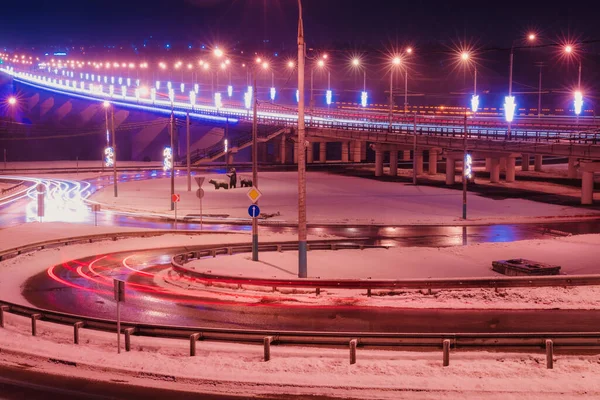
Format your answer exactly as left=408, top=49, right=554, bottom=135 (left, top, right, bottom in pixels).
left=36, top=184, right=45, bottom=223
left=195, top=177, right=205, bottom=230
left=113, top=279, right=125, bottom=354
left=172, top=194, right=180, bottom=229
left=247, top=187, right=263, bottom=262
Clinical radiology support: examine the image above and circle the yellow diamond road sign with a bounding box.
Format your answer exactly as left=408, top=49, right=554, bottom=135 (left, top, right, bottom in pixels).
left=247, top=187, right=262, bottom=203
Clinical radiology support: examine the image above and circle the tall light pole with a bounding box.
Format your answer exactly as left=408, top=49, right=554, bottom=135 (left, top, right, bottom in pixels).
left=352, top=58, right=368, bottom=108
left=389, top=57, right=401, bottom=129
left=460, top=51, right=478, bottom=113
left=403, top=47, right=412, bottom=114
left=252, top=67, right=259, bottom=261
left=564, top=44, right=584, bottom=120
left=506, top=33, right=536, bottom=139
left=534, top=62, right=545, bottom=118
left=103, top=101, right=117, bottom=197
left=310, top=58, right=325, bottom=111
left=297, top=0, right=307, bottom=278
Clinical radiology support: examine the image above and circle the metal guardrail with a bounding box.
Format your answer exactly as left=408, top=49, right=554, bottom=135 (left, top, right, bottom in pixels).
left=0, top=233, right=599, bottom=365
left=171, top=242, right=600, bottom=294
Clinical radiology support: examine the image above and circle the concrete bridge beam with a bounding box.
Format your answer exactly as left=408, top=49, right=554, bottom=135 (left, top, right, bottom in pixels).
left=428, top=149, right=439, bottom=175
left=505, top=157, right=516, bottom=182
left=490, top=158, right=501, bottom=183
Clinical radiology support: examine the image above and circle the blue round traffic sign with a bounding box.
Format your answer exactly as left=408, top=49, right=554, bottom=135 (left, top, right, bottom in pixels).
left=248, top=204, right=260, bottom=218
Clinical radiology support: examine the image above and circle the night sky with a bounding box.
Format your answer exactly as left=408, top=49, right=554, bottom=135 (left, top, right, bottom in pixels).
left=0, top=0, right=597, bottom=48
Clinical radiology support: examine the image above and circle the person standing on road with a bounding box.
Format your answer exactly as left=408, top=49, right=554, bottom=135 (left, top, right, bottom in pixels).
left=227, top=167, right=237, bottom=188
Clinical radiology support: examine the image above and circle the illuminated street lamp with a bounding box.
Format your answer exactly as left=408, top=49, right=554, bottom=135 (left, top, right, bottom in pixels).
left=297, top=0, right=307, bottom=278
left=351, top=58, right=367, bottom=107
left=389, top=56, right=401, bottom=129
left=310, top=58, right=326, bottom=109
left=563, top=44, right=583, bottom=118
left=402, top=47, right=413, bottom=113
left=102, top=101, right=117, bottom=197
left=8, top=96, right=16, bottom=106
left=460, top=51, right=478, bottom=113
left=505, top=33, right=536, bottom=138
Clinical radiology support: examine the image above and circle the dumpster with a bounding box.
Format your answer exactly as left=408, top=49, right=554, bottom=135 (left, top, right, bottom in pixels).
left=491, top=258, right=561, bottom=276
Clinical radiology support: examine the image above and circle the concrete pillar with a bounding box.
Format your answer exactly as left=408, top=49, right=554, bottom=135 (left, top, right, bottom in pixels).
left=521, top=154, right=530, bottom=171
left=280, top=135, right=286, bottom=164
left=445, top=158, right=456, bottom=185
left=490, top=158, right=500, bottom=183
left=341, top=142, right=349, bottom=163
left=352, top=141, right=361, bottom=163
left=375, top=149, right=384, bottom=177
left=389, top=149, right=398, bottom=176
left=319, top=142, right=327, bottom=163
left=415, top=151, right=424, bottom=175
left=293, top=142, right=298, bottom=164
left=361, top=141, right=367, bottom=161
left=485, top=158, right=491, bottom=172
left=568, top=158, right=577, bottom=179
left=505, top=157, right=516, bottom=182
left=403, top=150, right=411, bottom=161
left=428, top=150, right=438, bottom=175
left=499, top=157, right=507, bottom=172
left=582, top=171, right=594, bottom=205
left=534, top=155, right=543, bottom=172
left=307, top=142, right=314, bottom=163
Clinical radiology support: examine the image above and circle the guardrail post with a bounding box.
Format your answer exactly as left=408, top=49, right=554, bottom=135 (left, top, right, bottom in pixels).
left=442, top=339, right=450, bottom=366
left=545, top=339, right=553, bottom=369
left=227, top=247, right=233, bottom=255
left=277, top=245, right=282, bottom=252
left=190, top=333, right=201, bottom=356
left=0, top=305, right=9, bottom=328
left=264, top=336, right=274, bottom=361
left=316, top=287, right=320, bottom=296
left=124, top=328, right=136, bottom=352
left=349, top=339, right=357, bottom=365
left=31, top=314, right=41, bottom=336
left=367, top=288, right=371, bottom=297
left=211, top=249, right=217, bottom=257
left=73, top=322, right=84, bottom=344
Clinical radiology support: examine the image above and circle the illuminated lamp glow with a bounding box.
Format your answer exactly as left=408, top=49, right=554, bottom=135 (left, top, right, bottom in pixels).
left=109, top=84, right=114, bottom=96
left=360, top=91, right=368, bottom=107
left=135, top=79, right=140, bottom=86
left=118, top=77, right=123, bottom=85
left=126, top=78, right=131, bottom=86
left=80, top=73, right=83, bottom=79
left=190, top=90, right=196, bottom=106
left=296, top=89, right=299, bottom=103
left=464, top=153, right=472, bottom=179
left=151, top=88, right=156, bottom=103
left=134, top=88, right=140, bottom=100
left=80, top=81, right=85, bottom=89
left=104, top=147, right=115, bottom=167
left=91, top=74, right=94, bottom=81
left=270, top=87, right=276, bottom=101
left=214, top=92, right=222, bottom=109
left=121, top=85, right=127, bottom=97
left=244, top=91, right=252, bottom=109
left=194, top=83, right=199, bottom=93
left=504, top=96, right=516, bottom=122
left=155, top=81, right=160, bottom=90
left=326, top=89, right=332, bottom=105
left=247, top=85, right=253, bottom=95
left=111, top=77, right=115, bottom=84
left=574, top=91, right=583, bottom=115
left=471, top=94, right=479, bottom=113
left=168, top=89, right=175, bottom=103
left=224, top=138, right=228, bottom=153
left=163, top=147, right=173, bottom=171
left=227, top=85, right=233, bottom=97
left=103, top=76, right=107, bottom=84
left=180, top=83, right=184, bottom=93
left=167, top=81, right=172, bottom=90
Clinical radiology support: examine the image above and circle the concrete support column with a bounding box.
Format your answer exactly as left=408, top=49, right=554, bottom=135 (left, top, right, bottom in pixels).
left=499, top=157, right=507, bottom=172
left=568, top=158, right=577, bottom=179
left=319, top=142, right=327, bottom=163
left=534, top=155, right=543, bottom=172
left=307, top=142, right=314, bottom=163
left=352, top=141, right=361, bottom=163
left=582, top=171, right=594, bottom=205
left=415, top=151, right=424, bottom=175
left=341, top=142, right=349, bottom=163
left=490, top=158, right=500, bottom=183
left=521, top=154, right=530, bottom=171
left=445, top=158, right=456, bottom=185
left=389, top=149, right=398, bottom=176
left=361, top=141, right=367, bottom=161
left=293, top=142, right=298, bottom=164
left=375, top=149, right=384, bottom=177
left=505, top=157, right=516, bottom=182
left=280, top=135, right=286, bottom=164
left=485, top=158, right=491, bottom=172
left=403, top=150, right=411, bottom=161
left=428, top=150, right=438, bottom=175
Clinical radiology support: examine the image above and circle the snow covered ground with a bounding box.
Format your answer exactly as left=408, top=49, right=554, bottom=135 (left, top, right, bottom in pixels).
left=1, top=311, right=600, bottom=400
left=90, top=171, right=600, bottom=225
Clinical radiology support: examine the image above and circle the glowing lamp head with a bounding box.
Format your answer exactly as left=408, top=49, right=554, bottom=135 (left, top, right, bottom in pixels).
left=322, top=54, right=328, bottom=59
left=504, top=96, right=516, bottom=122
left=296, top=89, right=299, bottom=103
left=392, top=57, right=401, bottom=66
left=326, top=89, right=332, bottom=105
left=352, top=58, right=360, bottom=67
left=406, top=47, right=413, bottom=54
left=288, top=61, right=295, bottom=68
left=564, top=45, right=573, bottom=54
left=214, top=48, right=224, bottom=58
left=360, top=91, right=368, bottom=108
left=317, top=60, right=325, bottom=68
left=103, top=100, right=110, bottom=108
left=8, top=97, right=16, bottom=106
left=461, top=52, right=470, bottom=61
left=528, top=33, right=536, bottom=41
left=262, top=62, right=269, bottom=70
left=203, top=63, right=209, bottom=70
left=471, top=94, right=479, bottom=113
left=574, top=91, right=583, bottom=115
left=227, top=85, right=233, bottom=97
left=270, top=87, right=276, bottom=101
left=214, top=92, right=222, bottom=109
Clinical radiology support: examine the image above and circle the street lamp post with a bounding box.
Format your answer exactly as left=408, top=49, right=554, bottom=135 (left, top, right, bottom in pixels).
left=389, top=57, right=401, bottom=129
left=103, top=101, right=117, bottom=197
left=252, top=69, right=259, bottom=262
left=297, top=0, right=307, bottom=278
